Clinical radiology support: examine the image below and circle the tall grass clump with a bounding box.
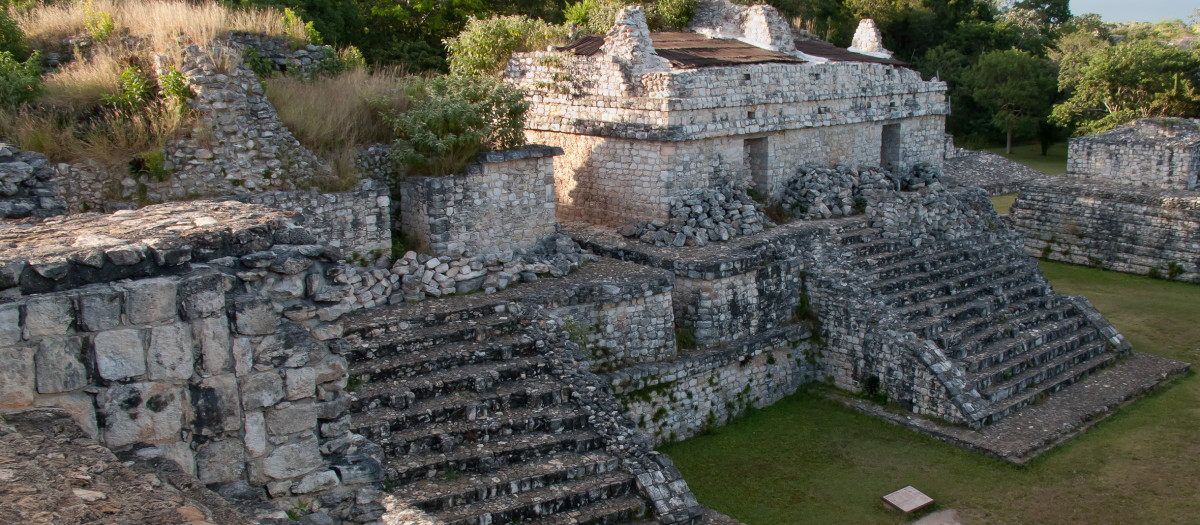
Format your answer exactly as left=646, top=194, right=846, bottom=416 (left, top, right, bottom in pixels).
left=15, top=0, right=307, bottom=55
left=264, top=67, right=409, bottom=189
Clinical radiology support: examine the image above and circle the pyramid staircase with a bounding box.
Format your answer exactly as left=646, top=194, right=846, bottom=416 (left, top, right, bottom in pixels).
left=337, top=301, right=653, bottom=524
left=836, top=224, right=1129, bottom=425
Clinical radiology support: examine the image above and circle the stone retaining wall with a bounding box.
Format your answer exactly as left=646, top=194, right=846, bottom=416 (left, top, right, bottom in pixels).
left=223, top=180, right=392, bottom=259
left=398, top=146, right=560, bottom=257
left=0, top=202, right=384, bottom=522
left=1009, top=179, right=1200, bottom=282
left=1066, top=119, right=1200, bottom=191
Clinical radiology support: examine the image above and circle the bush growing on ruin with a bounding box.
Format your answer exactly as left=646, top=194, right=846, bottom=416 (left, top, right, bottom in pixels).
left=444, top=15, right=568, bottom=76
left=0, top=50, right=40, bottom=108
left=1, top=7, right=29, bottom=59
left=564, top=0, right=696, bottom=34
left=380, top=74, right=527, bottom=178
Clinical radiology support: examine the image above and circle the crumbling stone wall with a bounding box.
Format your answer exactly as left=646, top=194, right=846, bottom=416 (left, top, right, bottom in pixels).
left=1066, top=119, right=1200, bottom=191
left=398, top=146, right=560, bottom=257
left=223, top=179, right=392, bottom=258
left=0, top=143, right=67, bottom=219
left=1010, top=179, right=1200, bottom=282
left=0, top=202, right=383, bottom=522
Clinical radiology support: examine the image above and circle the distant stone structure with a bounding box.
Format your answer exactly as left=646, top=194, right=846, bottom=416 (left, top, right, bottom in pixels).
left=1010, top=119, right=1200, bottom=282
left=506, top=1, right=948, bottom=228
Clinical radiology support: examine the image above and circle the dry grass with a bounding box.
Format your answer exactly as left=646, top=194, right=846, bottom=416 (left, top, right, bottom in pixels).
left=265, top=67, right=410, bottom=186
left=0, top=103, right=186, bottom=170
left=40, top=47, right=123, bottom=110
left=15, top=0, right=300, bottom=54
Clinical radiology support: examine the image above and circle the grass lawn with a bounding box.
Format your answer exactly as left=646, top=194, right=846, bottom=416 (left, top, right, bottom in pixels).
left=659, top=261, right=1200, bottom=524
left=990, top=193, right=1017, bottom=215
left=982, top=142, right=1068, bottom=175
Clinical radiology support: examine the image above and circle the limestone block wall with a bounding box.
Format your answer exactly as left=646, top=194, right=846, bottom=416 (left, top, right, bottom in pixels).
left=398, top=146, right=560, bottom=257
left=0, top=202, right=384, bottom=522
left=0, top=143, right=67, bottom=219
left=553, top=288, right=677, bottom=375
left=1009, top=179, right=1200, bottom=282
left=1066, top=121, right=1200, bottom=190
left=223, top=179, right=392, bottom=258
left=606, top=331, right=813, bottom=444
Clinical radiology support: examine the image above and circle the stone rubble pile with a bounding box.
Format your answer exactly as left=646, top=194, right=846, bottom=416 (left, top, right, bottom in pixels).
left=618, top=185, right=769, bottom=247
left=780, top=163, right=893, bottom=219
left=892, top=162, right=951, bottom=191
left=0, top=143, right=67, bottom=219
left=336, top=234, right=598, bottom=306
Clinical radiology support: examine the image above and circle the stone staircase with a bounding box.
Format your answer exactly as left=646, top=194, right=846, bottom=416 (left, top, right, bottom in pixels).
left=337, top=303, right=652, bottom=524
left=838, top=225, right=1127, bottom=425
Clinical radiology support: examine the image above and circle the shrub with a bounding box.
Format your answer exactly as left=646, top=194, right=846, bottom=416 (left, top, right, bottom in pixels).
left=1, top=7, right=29, bottom=59
left=444, top=15, right=568, bottom=77
left=103, top=65, right=154, bottom=111
left=381, top=74, right=526, bottom=178
left=282, top=7, right=320, bottom=48
left=0, top=50, right=40, bottom=108
left=157, top=66, right=193, bottom=111
left=83, top=1, right=114, bottom=41
left=565, top=0, right=696, bottom=34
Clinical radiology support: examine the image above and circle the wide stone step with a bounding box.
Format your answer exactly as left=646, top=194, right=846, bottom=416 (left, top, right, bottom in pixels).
left=364, top=405, right=591, bottom=458
left=386, top=430, right=609, bottom=487
left=524, top=495, right=649, bottom=525
left=870, top=252, right=1025, bottom=295
left=350, top=355, right=549, bottom=411
left=869, top=241, right=1019, bottom=282
left=342, top=300, right=506, bottom=339
left=348, top=333, right=542, bottom=382
left=351, top=378, right=572, bottom=431
left=884, top=262, right=1035, bottom=309
left=979, top=347, right=1121, bottom=424
left=939, top=297, right=1071, bottom=352
left=911, top=294, right=1060, bottom=343
left=393, top=451, right=622, bottom=513
left=845, top=237, right=917, bottom=261
left=340, top=314, right=525, bottom=363
left=975, top=337, right=1110, bottom=403
left=962, top=317, right=1093, bottom=374
left=430, top=469, right=637, bottom=525
left=896, top=279, right=1047, bottom=321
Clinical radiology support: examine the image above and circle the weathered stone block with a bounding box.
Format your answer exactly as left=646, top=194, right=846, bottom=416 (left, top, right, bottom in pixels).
left=232, top=336, right=254, bottom=377
left=35, top=337, right=87, bottom=393
left=233, top=296, right=276, bottom=335
left=24, top=295, right=73, bottom=339
left=191, top=374, right=242, bottom=433
left=93, top=328, right=146, bottom=381
left=122, top=278, right=178, bottom=324
left=146, top=323, right=194, bottom=381
left=286, top=367, right=316, bottom=400
left=196, top=439, right=246, bottom=485
left=244, top=411, right=267, bottom=458
left=76, top=287, right=122, bottom=332
left=266, top=401, right=317, bottom=436
left=178, top=271, right=229, bottom=320
left=193, top=317, right=232, bottom=374
left=100, top=382, right=184, bottom=448
left=313, top=356, right=348, bottom=385
left=292, top=470, right=339, bottom=494
left=263, top=439, right=322, bottom=479
left=136, top=441, right=196, bottom=477
left=0, top=302, right=22, bottom=345
left=0, top=345, right=35, bottom=409
left=35, top=391, right=99, bottom=439
left=240, top=371, right=283, bottom=410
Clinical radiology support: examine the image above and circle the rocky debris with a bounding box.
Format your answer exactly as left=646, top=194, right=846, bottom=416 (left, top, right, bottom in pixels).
left=618, top=185, right=769, bottom=247
left=0, top=408, right=254, bottom=524
left=332, top=234, right=597, bottom=306
left=942, top=151, right=1046, bottom=195
left=0, top=143, right=67, bottom=219
left=0, top=201, right=293, bottom=295
left=780, top=163, right=893, bottom=219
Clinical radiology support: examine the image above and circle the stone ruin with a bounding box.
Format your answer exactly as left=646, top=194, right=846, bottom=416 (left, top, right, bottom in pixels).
left=1009, top=118, right=1200, bottom=283
left=0, top=3, right=1193, bottom=525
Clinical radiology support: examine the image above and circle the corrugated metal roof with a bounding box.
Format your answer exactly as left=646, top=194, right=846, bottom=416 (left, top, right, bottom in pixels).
left=558, top=32, right=805, bottom=68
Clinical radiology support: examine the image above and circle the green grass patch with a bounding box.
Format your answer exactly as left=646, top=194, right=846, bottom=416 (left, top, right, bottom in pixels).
left=660, top=261, right=1200, bottom=524
left=989, top=192, right=1017, bottom=215
left=983, top=142, right=1068, bottom=175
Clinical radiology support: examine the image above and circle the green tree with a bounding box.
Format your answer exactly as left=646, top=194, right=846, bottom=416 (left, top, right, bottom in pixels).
left=966, top=48, right=1056, bottom=153
left=1051, top=40, right=1200, bottom=135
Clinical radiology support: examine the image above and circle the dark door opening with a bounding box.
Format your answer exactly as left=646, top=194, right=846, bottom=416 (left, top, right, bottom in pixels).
left=744, top=137, right=768, bottom=189
left=881, top=124, right=901, bottom=171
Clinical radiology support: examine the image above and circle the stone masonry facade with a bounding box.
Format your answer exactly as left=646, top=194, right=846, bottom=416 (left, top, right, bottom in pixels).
left=507, top=2, right=948, bottom=227
left=1065, top=119, right=1200, bottom=190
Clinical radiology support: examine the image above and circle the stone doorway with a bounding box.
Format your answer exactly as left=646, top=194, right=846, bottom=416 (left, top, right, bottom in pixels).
left=744, top=137, right=768, bottom=189
left=881, top=123, right=901, bottom=170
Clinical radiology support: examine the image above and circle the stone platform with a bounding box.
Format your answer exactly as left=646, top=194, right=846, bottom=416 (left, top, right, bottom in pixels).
left=942, top=151, right=1048, bottom=195
left=840, top=351, right=1189, bottom=463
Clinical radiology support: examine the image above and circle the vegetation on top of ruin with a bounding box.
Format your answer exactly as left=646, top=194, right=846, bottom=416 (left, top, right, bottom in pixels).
left=662, top=260, right=1200, bottom=524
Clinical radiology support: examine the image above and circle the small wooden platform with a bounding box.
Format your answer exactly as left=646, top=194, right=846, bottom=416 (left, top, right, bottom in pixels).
left=882, top=485, right=934, bottom=513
